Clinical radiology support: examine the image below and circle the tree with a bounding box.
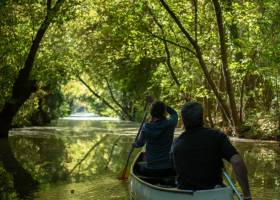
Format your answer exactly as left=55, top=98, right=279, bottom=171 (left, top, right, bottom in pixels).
left=158, top=0, right=239, bottom=132
left=0, top=0, right=65, bottom=138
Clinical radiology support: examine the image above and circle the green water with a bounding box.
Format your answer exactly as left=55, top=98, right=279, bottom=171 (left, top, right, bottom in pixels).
left=1, top=113, right=279, bottom=200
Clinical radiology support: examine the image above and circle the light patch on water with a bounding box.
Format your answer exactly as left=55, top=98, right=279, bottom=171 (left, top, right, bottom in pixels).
left=69, top=113, right=99, bottom=117
left=9, top=126, right=184, bottom=139
left=9, top=130, right=58, bottom=138
left=61, top=112, right=121, bottom=121
left=230, top=136, right=279, bottom=144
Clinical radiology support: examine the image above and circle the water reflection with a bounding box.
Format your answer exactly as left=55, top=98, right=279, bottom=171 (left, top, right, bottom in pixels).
left=0, top=113, right=279, bottom=200
left=233, top=142, right=280, bottom=200
left=0, top=138, right=39, bottom=199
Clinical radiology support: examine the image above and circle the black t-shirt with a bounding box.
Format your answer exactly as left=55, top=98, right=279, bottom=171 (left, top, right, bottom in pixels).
left=172, top=127, right=238, bottom=190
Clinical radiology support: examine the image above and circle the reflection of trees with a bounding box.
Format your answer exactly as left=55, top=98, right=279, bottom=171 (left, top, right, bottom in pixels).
left=67, top=134, right=124, bottom=179
left=7, top=119, right=142, bottom=187
left=0, top=119, right=147, bottom=199
left=0, top=164, right=19, bottom=200
left=69, top=135, right=109, bottom=174
left=2, top=118, right=279, bottom=199
left=59, top=119, right=141, bottom=181
left=105, top=136, right=121, bottom=170
left=65, top=134, right=139, bottom=181
left=238, top=143, right=279, bottom=188
left=0, top=138, right=38, bottom=198
left=10, top=136, right=68, bottom=183
left=228, top=142, right=280, bottom=199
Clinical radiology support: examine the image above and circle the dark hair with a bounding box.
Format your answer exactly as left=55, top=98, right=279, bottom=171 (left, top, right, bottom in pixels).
left=150, top=101, right=166, bottom=120
left=181, top=102, right=203, bottom=129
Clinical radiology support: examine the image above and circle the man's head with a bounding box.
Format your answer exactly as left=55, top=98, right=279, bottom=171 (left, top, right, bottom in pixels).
left=150, top=101, right=167, bottom=120
left=181, top=101, right=203, bottom=129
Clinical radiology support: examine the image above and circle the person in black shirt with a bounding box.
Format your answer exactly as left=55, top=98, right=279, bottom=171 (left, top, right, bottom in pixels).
left=172, top=102, right=252, bottom=200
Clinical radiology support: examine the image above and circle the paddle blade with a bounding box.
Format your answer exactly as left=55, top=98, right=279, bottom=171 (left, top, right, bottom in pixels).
left=118, top=166, right=129, bottom=180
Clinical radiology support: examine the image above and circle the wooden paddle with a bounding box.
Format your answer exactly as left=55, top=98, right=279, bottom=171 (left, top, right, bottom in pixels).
left=118, top=102, right=149, bottom=180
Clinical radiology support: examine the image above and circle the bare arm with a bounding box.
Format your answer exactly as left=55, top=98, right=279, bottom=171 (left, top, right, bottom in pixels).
left=230, top=154, right=252, bottom=199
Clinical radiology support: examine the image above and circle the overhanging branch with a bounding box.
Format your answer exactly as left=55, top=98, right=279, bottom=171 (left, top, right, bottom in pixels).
left=146, top=29, right=196, bottom=56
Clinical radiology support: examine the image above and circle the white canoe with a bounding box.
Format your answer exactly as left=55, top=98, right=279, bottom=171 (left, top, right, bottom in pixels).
left=129, top=152, right=234, bottom=200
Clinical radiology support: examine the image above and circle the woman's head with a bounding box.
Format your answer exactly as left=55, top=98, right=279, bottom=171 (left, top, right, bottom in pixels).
left=150, top=101, right=167, bottom=120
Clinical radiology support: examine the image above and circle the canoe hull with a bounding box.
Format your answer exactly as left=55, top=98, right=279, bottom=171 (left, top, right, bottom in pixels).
left=130, top=175, right=233, bottom=200
left=129, top=152, right=234, bottom=200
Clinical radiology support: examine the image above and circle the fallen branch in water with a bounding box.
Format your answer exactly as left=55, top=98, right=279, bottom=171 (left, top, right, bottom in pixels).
left=105, top=136, right=122, bottom=170
left=69, top=135, right=109, bottom=174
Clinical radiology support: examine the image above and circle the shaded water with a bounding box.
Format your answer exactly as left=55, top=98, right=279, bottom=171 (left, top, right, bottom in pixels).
left=1, top=113, right=279, bottom=200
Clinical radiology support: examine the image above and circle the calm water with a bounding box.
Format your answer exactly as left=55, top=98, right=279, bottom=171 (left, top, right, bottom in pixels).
left=1, top=113, right=279, bottom=200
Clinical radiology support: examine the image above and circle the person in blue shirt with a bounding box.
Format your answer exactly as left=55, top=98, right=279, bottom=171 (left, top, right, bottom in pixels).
left=133, top=100, right=178, bottom=177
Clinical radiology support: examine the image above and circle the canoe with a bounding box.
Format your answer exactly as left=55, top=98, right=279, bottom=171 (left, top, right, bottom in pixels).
left=129, top=152, right=234, bottom=200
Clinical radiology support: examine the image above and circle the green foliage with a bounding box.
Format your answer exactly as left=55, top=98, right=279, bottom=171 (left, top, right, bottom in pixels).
left=245, top=110, right=278, bottom=140
left=12, top=84, right=65, bottom=127
left=1, top=0, right=280, bottom=138
left=0, top=165, right=18, bottom=200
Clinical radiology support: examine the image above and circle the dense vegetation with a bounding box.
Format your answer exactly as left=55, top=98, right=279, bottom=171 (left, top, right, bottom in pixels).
left=0, top=0, right=280, bottom=139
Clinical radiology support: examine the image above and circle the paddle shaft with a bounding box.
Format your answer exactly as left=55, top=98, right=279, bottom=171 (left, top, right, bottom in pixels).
left=223, top=171, right=243, bottom=200
left=120, top=103, right=148, bottom=178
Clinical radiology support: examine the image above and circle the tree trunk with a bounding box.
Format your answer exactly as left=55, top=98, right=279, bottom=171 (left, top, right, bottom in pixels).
left=0, top=0, right=65, bottom=138
left=225, top=0, right=247, bottom=125
left=204, top=97, right=214, bottom=128
left=226, top=0, right=244, bottom=62
left=239, top=74, right=246, bottom=124
left=212, top=0, right=241, bottom=135
left=276, top=68, right=280, bottom=142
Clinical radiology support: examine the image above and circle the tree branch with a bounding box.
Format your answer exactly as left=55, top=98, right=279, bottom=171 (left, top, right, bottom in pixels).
left=159, top=0, right=232, bottom=124
left=77, top=76, right=121, bottom=117
left=192, top=0, right=198, bottom=41
left=47, top=0, right=52, bottom=11
left=146, top=29, right=196, bottom=55
left=146, top=5, right=181, bottom=87
left=105, top=78, right=134, bottom=120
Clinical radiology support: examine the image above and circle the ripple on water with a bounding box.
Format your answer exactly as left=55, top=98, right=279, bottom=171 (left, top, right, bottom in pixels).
left=33, top=175, right=129, bottom=200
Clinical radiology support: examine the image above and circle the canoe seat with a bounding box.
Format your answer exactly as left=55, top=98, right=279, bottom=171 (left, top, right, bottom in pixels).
left=133, top=155, right=177, bottom=187
left=137, top=175, right=177, bottom=188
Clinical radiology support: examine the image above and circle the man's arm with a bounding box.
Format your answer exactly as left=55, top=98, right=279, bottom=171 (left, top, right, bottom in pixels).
left=230, top=154, right=252, bottom=200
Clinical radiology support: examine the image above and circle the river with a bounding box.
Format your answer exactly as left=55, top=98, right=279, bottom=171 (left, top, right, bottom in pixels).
left=1, top=113, right=279, bottom=200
